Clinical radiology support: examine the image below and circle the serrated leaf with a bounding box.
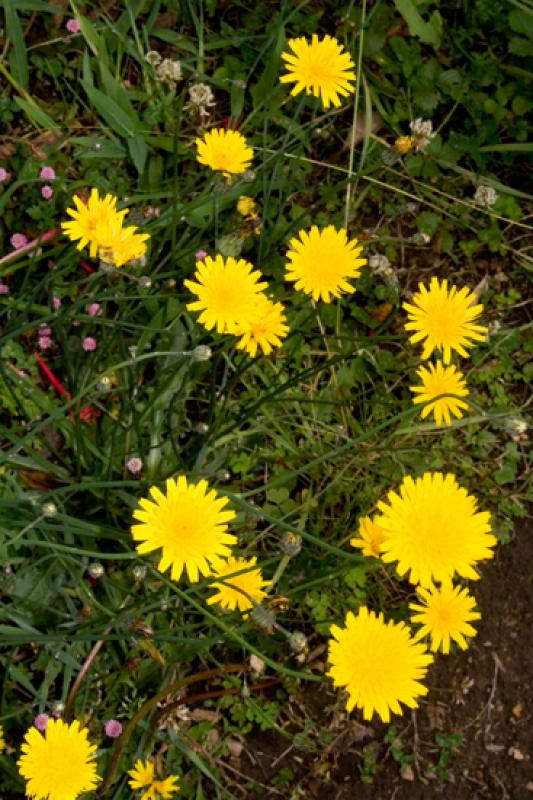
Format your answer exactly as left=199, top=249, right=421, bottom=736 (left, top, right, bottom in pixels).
left=394, top=0, right=441, bottom=47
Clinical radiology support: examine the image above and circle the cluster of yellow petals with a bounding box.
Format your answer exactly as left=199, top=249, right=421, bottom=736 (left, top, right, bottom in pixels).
left=62, top=188, right=149, bottom=267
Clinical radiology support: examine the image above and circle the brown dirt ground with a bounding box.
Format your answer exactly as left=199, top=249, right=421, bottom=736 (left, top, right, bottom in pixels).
left=236, top=522, right=533, bottom=800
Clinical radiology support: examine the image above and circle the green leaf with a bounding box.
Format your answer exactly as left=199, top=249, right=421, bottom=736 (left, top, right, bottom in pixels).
left=81, top=81, right=138, bottom=137
left=127, top=134, right=148, bottom=174
left=13, top=96, right=57, bottom=130
left=394, top=0, right=442, bottom=47
left=509, top=36, right=532, bottom=56
left=70, top=0, right=102, bottom=56
left=4, top=1, right=29, bottom=89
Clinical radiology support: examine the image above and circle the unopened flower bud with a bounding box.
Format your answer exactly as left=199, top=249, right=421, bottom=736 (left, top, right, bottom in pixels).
left=88, top=562, right=105, bottom=579
left=193, top=345, right=212, bottom=362
left=250, top=604, right=276, bottom=631
left=43, top=502, right=57, bottom=517
left=280, top=532, right=302, bottom=558
left=138, top=276, right=152, bottom=289
left=288, top=631, right=308, bottom=654
left=133, top=564, right=147, bottom=581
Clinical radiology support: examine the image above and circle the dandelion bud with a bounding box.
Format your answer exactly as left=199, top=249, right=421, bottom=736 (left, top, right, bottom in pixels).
left=138, top=276, right=152, bottom=289
left=505, top=417, right=527, bottom=436
left=193, top=344, right=212, bottom=362
left=288, top=631, right=308, bottom=654
left=216, top=469, right=231, bottom=482
left=280, top=532, right=302, bottom=558
left=408, top=232, right=431, bottom=246
left=88, top=562, right=105, bottom=579
left=249, top=604, right=276, bottom=631
left=132, top=565, right=147, bottom=581
left=164, top=278, right=177, bottom=289
left=43, top=502, right=57, bottom=517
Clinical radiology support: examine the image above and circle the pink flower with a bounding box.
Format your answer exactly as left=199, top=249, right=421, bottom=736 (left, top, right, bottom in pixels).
left=104, top=719, right=123, bottom=738
left=0, top=282, right=9, bottom=295
left=126, top=457, right=143, bottom=474
left=52, top=297, right=62, bottom=309
left=34, top=714, right=50, bottom=731
left=39, top=324, right=51, bottom=336
left=11, top=233, right=28, bottom=250
left=39, top=336, right=53, bottom=350
left=195, top=250, right=208, bottom=261
left=41, top=185, right=54, bottom=200
left=66, top=18, right=81, bottom=33
left=0, top=168, right=11, bottom=183
left=39, top=166, right=56, bottom=181
left=83, top=336, right=97, bottom=352
left=87, top=302, right=101, bottom=317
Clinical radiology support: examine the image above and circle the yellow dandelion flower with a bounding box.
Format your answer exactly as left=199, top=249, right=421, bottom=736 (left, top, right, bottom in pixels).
left=17, top=718, right=100, bottom=800
left=377, top=472, right=496, bottom=587
left=0, top=724, right=5, bottom=752
left=237, top=196, right=256, bottom=216
left=350, top=516, right=387, bottom=558
left=394, top=135, right=415, bottom=154
left=185, top=254, right=268, bottom=334
left=285, top=225, right=366, bottom=302
left=131, top=476, right=237, bottom=583
left=280, top=34, right=356, bottom=108
left=403, top=277, right=488, bottom=363
left=128, top=759, right=155, bottom=790
left=196, top=128, right=253, bottom=175
left=61, top=188, right=128, bottom=257
left=410, top=582, right=481, bottom=654
left=97, top=218, right=150, bottom=268
left=232, top=294, right=289, bottom=356
left=410, top=361, right=469, bottom=426
left=328, top=607, right=432, bottom=722
left=153, top=775, right=180, bottom=798
left=207, top=556, right=269, bottom=613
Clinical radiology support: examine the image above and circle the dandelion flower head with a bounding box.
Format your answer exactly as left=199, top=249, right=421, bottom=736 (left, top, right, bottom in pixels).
left=185, top=254, right=267, bottom=334
left=280, top=34, right=356, bottom=108
left=131, top=476, right=237, bottom=582
left=17, top=718, right=100, bottom=800
left=152, top=775, right=180, bottom=798
left=196, top=128, right=253, bottom=175
left=208, top=556, right=269, bottom=613
left=232, top=294, right=289, bottom=356
left=403, top=277, right=488, bottom=363
left=61, top=188, right=127, bottom=258
left=350, top=516, right=387, bottom=558
left=128, top=759, right=155, bottom=792
left=97, top=217, right=150, bottom=267
left=410, top=582, right=481, bottom=654
left=285, top=225, right=366, bottom=302
left=378, top=472, right=496, bottom=586
left=0, top=724, right=4, bottom=751
left=410, top=361, right=469, bottom=426
left=328, top=607, right=432, bottom=722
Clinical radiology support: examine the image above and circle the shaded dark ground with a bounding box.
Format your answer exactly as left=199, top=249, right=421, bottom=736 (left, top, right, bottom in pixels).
left=237, top=523, right=533, bottom=800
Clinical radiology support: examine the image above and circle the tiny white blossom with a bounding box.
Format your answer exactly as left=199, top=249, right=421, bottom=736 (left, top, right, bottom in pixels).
left=474, top=185, right=498, bottom=208
left=187, top=83, right=215, bottom=117
left=409, top=118, right=435, bottom=150
left=126, top=457, right=143, bottom=474
left=156, top=58, right=182, bottom=89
